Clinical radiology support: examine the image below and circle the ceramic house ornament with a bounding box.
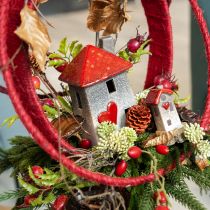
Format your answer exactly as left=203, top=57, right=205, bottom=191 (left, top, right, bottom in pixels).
left=59, top=40, right=135, bottom=145
left=146, top=88, right=182, bottom=132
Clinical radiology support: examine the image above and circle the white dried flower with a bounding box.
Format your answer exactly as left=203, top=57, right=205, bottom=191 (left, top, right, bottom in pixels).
left=184, top=123, right=205, bottom=144
left=135, top=89, right=150, bottom=103
left=95, top=126, right=137, bottom=160
left=196, top=140, right=210, bottom=159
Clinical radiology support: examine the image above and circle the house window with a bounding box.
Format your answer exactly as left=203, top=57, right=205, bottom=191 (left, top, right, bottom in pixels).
left=160, top=94, right=166, bottom=101
left=106, top=79, right=116, bottom=93
left=76, top=92, right=82, bottom=109
left=167, top=119, right=172, bottom=126
left=125, top=108, right=129, bottom=115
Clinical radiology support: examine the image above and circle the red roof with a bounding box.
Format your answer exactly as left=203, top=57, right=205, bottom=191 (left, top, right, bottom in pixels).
left=145, top=89, right=173, bottom=105
left=59, top=45, right=132, bottom=87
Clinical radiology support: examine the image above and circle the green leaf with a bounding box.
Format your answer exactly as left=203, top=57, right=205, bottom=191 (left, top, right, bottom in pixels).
left=43, top=192, right=56, bottom=204
left=57, top=96, right=72, bottom=113
left=174, top=94, right=191, bottom=105
left=48, top=59, right=65, bottom=67
left=1, top=115, right=19, bottom=128
left=72, top=44, right=83, bottom=58
left=58, top=37, right=68, bottom=55
left=39, top=172, right=60, bottom=180
left=48, top=53, right=63, bottom=59
left=28, top=167, right=59, bottom=187
left=69, top=40, right=79, bottom=53
left=31, top=193, right=43, bottom=206
left=18, top=177, right=39, bottom=194
left=139, top=39, right=151, bottom=50
left=118, top=50, right=130, bottom=61
left=43, top=105, right=58, bottom=119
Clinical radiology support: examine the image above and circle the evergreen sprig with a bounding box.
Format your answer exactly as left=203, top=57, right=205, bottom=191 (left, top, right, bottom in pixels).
left=0, top=136, right=55, bottom=176
left=165, top=169, right=207, bottom=210
left=0, top=190, right=27, bottom=202
left=182, top=166, right=210, bottom=192
left=138, top=184, right=155, bottom=210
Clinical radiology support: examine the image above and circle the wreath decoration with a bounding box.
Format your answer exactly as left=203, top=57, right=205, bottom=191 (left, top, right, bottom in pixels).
left=0, top=0, right=210, bottom=209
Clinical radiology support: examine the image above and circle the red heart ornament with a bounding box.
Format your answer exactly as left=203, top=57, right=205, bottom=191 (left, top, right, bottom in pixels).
left=162, top=102, right=170, bottom=110
left=98, top=102, right=118, bottom=124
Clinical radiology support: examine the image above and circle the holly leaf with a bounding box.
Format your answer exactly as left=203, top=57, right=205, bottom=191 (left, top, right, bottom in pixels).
left=14, top=5, right=51, bottom=70
left=18, top=177, right=39, bottom=194
left=31, top=193, right=43, bottom=206
left=72, top=44, right=83, bottom=58
left=43, top=192, right=56, bottom=204
left=58, top=37, right=68, bottom=55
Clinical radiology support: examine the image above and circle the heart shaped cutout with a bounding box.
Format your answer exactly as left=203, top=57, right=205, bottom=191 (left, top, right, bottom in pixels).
left=162, top=102, right=170, bottom=110
left=98, top=101, right=118, bottom=124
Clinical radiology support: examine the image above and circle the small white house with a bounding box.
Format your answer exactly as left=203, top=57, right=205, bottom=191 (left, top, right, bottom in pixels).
left=59, top=45, right=135, bottom=145
left=146, top=88, right=182, bottom=132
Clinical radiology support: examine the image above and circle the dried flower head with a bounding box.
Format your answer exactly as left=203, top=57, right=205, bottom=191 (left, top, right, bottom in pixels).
left=135, top=89, right=150, bottom=103
left=196, top=140, right=210, bottom=159
left=183, top=123, right=205, bottom=144
left=96, top=123, right=137, bottom=160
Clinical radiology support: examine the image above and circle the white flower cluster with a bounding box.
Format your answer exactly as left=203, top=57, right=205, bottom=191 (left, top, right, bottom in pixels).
left=184, top=123, right=210, bottom=159
left=197, top=141, right=210, bottom=159
left=184, top=123, right=205, bottom=144
left=96, top=122, right=137, bottom=160
left=135, top=89, right=150, bottom=103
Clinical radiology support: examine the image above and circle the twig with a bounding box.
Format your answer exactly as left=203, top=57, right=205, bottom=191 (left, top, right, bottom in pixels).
left=0, top=86, right=8, bottom=95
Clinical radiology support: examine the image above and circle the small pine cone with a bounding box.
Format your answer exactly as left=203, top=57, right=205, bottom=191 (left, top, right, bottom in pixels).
left=126, top=104, right=151, bottom=134
left=177, top=106, right=200, bottom=123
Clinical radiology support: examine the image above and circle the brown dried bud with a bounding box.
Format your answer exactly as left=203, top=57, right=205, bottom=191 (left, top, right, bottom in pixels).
left=126, top=104, right=151, bottom=134
left=177, top=106, right=200, bottom=124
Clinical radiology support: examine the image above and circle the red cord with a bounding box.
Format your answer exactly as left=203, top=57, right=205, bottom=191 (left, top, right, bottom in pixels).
left=0, top=0, right=209, bottom=186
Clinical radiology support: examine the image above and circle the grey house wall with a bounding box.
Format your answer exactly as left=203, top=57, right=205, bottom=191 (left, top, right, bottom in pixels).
left=69, top=72, right=135, bottom=145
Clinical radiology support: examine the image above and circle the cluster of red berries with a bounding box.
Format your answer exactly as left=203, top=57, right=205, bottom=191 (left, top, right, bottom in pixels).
left=153, top=74, right=178, bottom=91
left=115, top=144, right=170, bottom=177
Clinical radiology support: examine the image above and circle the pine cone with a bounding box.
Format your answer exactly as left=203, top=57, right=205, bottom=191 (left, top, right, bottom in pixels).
left=177, top=106, right=200, bottom=123
left=126, top=104, right=151, bottom=134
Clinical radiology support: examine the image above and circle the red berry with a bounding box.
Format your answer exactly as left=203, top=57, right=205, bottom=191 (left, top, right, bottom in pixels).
left=154, top=191, right=167, bottom=204
left=127, top=38, right=141, bottom=53
left=155, top=206, right=169, bottom=210
left=128, top=146, right=142, bottom=159
left=52, top=195, right=69, bottom=210
left=115, top=160, right=128, bottom=176
left=156, top=145, right=169, bottom=155
left=160, top=79, right=172, bottom=89
left=153, top=75, right=165, bottom=86
left=79, top=139, right=92, bottom=149
left=50, top=57, right=67, bottom=72
left=24, top=195, right=36, bottom=205
left=32, top=166, right=44, bottom=178
left=32, top=76, right=40, bottom=89
left=55, top=63, right=67, bottom=72
left=41, top=98, right=54, bottom=107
